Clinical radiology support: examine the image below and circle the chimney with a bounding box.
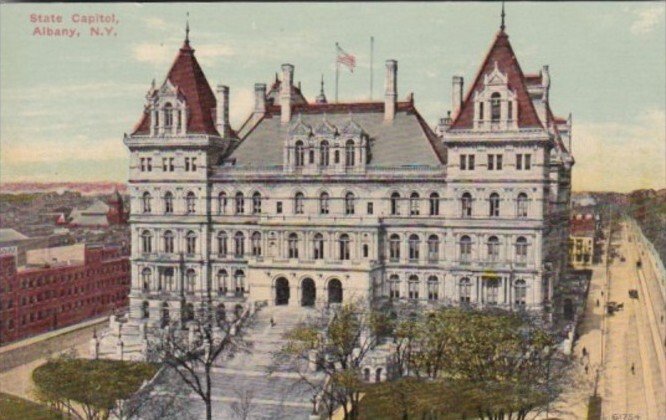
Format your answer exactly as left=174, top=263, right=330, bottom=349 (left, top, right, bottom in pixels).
left=384, top=60, right=397, bottom=121
left=215, top=85, right=230, bottom=137
left=541, top=65, right=550, bottom=102
left=452, top=76, right=464, bottom=119
left=280, top=64, right=294, bottom=124
left=254, top=83, right=266, bottom=114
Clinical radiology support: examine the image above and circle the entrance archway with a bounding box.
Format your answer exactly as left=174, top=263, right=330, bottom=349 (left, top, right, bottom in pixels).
left=301, top=278, right=316, bottom=307
left=328, top=279, right=343, bottom=304
left=275, top=277, right=290, bottom=305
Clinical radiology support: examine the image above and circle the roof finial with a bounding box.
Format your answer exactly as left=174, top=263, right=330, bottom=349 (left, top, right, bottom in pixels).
left=320, top=74, right=325, bottom=94
left=185, top=12, right=190, bottom=44
left=500, top=1, right=506, bottom=32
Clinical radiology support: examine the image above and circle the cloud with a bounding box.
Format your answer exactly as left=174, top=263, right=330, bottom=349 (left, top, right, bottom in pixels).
left=143, top=17, right=168, bottom=30
left=573, top=109, right=666, bottom=192
left=3, top=82, right=147, bottom=102
left=132, top=42, right=234, bottom=67
left=630, top=5, right=665, bottom=35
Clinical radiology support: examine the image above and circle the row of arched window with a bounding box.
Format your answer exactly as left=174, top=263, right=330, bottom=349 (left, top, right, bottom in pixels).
left=141, top=190, right=529, bottom=219
left=458, top=235, right=528, bottom=263
left=139, top=267, right=247, bottom=297
left=460, top=192, right=529, bottom=218
left=386, top=275, right=527, bottom=306
left=140, top=230, right=198, bottom=255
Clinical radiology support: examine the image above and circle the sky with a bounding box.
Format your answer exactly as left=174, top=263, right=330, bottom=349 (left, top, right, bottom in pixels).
left=1, top=2, right=664, bottom=192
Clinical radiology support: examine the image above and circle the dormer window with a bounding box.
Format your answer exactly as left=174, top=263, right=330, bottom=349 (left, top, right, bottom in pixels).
left=345, top=140, right=355, bottom=167
left=295, top=141, right=304, bottom=167
left=491, top=93, right=501, bottom=122
left=164, top=103, right=173, bottom=128
left=321, top=141, right=330, bottom=166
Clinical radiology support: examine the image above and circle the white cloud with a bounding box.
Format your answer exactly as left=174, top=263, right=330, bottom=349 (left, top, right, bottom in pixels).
left=574, top=109, right=666, bottom=192
left=3, top=82, right=147, bottom=102
left=132, top=42, right=234, bottom=67
left=143, top=17, right=168, bottom=30
left=630, top=5, right=665, bottom=35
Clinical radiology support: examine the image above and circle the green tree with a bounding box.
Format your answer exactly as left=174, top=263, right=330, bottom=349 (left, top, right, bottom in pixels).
left=32, top=356, right=158, bottom=420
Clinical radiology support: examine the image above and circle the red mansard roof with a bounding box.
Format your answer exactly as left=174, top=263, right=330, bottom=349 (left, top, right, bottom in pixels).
left=451, top=30, right=543, bottom=130
left=132, top=40, right=219, bottom=136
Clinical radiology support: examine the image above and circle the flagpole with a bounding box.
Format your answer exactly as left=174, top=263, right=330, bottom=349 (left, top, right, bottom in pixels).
left=370, top=36, right=374, bottom=101
left=335, top=42, right=339, bottom=103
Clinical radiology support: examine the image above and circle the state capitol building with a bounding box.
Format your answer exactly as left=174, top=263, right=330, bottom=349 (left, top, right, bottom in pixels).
left=122, top=21, right=574, bottom=328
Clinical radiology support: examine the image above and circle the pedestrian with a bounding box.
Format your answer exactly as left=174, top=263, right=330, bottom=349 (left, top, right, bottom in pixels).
left=270, top=317, right=275, bottom=327
left=585, top=364, right=589, bottom=375
left=596, top=299, right=600, bottom=307
left=582, top=346, right=587, bottom=357
left=601, top=290, right=604, bottom=297
left=631, top=363, right=635, bottom=375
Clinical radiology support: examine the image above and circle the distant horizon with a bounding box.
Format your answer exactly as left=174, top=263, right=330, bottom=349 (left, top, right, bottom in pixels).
left=1, top=3, right=665, bottom=191
left=0, top=180, right=660, bottom=195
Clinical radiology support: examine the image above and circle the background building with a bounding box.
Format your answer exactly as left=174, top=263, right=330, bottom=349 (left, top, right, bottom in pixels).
left=0, top=244, right=130, bottom=345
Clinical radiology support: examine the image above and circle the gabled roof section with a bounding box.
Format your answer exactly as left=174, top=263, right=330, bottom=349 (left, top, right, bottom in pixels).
left=451, top=30, right=543, bottom=130
left=132, top=40, right=219, bottom=136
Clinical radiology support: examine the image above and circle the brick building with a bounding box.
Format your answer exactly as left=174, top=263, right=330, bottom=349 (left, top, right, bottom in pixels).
left=0, top=244, right=130, bottom=345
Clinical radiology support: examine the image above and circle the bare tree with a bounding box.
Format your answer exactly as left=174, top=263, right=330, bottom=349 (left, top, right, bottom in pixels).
left=148, top=302, right=254, bottom=420
left=275, top=301, right=386, bottom=419
left=229, top=387, right=255, bottom=420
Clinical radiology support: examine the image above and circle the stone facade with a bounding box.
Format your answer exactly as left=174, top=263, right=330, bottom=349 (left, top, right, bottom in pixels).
left=122, top=26, right=573, bottom=330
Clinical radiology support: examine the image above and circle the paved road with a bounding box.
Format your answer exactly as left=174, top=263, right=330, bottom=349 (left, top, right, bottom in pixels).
left=602, top=222, right=665, bottom=419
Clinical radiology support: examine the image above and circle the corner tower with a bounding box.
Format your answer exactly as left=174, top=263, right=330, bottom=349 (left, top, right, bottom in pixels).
left=123, top=29, right=237, bottom=326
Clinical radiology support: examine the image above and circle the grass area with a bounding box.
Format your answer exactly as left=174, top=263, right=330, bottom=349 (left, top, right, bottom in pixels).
left=0, top=392, right=62, bottom=420
left=0, top=193, right=40, bottom=204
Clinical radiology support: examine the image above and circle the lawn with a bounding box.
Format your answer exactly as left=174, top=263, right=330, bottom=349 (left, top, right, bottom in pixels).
left=0, top=392, right=62, bottom=420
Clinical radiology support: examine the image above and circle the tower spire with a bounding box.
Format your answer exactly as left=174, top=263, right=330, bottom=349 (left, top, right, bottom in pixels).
left=500, top=1, right=506, bottom=32
left=185, top=12, right=190, bottom=44
left=315, top=73, right=328, bottom=104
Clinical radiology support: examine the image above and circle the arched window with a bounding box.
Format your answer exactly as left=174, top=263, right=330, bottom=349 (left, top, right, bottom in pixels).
left=339, top=234, right=350, bottom=260
left=459, top=277, right=471, bottom=303
left=487, top=236, right=500, bottom=262
left=389, top=274, right=400, bottom=299
left=486, top=277, right=500, bottom=305
left=288, top=233, right=299, bottom=259
left=251, top=232, right=262, bottom=256
left=389, top=234, right=401, bottom=261
left=164, top=103, right=173, bottom=128
left=334, top=150, right=340, bottom=164
left=234, top=231, right=245, bottom=257
left=362, top=244, right=369, bottom=258
left=427, top=235, right=439, bottom=262
left=408, top=234, right=420, bottom=261
left=364, top=368, right=370, bottom=382
left=319, top=192, right=330, bottom=215
left=294, top=192, right=305, bottom=214
left=515, top=236, right=528, bottom=263
left=408, top=275, right=419, bottom=300
left=390, top=192, right=400, bottom=215
left=141, top=230, right=152, bottom=254
left=514, top=279, right=527, bottom=307
left=216, top=269, right=228, bottom=295
left=217, top=231, right=227, bottom=256
left=185, top=269, right=196, bottom=294
left=141, top=268, right=151, bottom=292
left=320, top=141, right=330, bottom=166
left=186, top=191, right=196, bottom=214
left=163, top=230, right=174, bottom=253
left=516, top=193, right=528, bottom=218
left=345, top=140, right=355, bottom=167
left=427, top=276, right=439, bottom=301
left=252, top=192, right=262, bottom=214
left=235, top=192, right=244, bottom=214
left=489, top=193, right=500, bottom=217
left=142, top=192, right=152, bottom=213
left=218, top=192, right=228, bottom=215
left=235, top=270, right=246, bottom=294
left=429, top=193, right=440, bottom=216
left=313, top=233, right=324, bottom=260
left=345, top=192, right=355, bottom=215
left=162, top=268, right=174, bottom=292
left=508, top=101, right=513, bottom=121
left=295, top=141, right=304, bottom=167
left=410, top=192, right=420, bottom=216
left=164, top=191, right=174, bottom=214
left=461, top=192, right=473, bottom=218
left=186, top=231, right=197, bottom=255
left=460, top=235, right=472, bottom=262
left=491, top=92, right=501, bottom=122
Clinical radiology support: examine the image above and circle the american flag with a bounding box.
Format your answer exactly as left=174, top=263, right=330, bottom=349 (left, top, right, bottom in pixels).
left=336, top=44, right=356, bottom=73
